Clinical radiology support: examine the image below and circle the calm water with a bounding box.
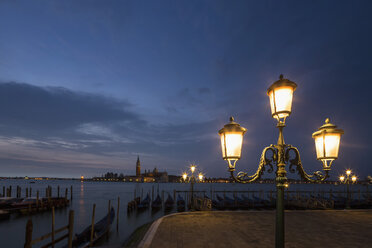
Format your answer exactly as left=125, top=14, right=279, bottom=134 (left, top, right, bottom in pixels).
left=0, top=179, right=368, bottom=248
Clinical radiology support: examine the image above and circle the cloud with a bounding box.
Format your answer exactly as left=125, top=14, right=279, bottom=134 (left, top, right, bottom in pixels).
left=0, top=82, right=138, bottom=134
left=76, top=123, right=133, bottom=143
left=0, top=82, right=225, bottom=176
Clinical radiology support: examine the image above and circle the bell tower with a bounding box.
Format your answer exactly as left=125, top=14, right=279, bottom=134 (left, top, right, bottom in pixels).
left=136, top=156, right=141, bottom=177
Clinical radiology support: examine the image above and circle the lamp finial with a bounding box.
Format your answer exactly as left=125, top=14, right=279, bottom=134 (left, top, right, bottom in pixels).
left=279, top=74, right=283, bottom=80
left=230, top=116, right=234, bottom=122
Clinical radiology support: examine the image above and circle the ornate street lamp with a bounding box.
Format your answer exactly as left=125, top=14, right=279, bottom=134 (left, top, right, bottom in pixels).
left=267, top=74, right=297, bottom=123
left=182, top=164, right=204, bottom=209
left=352, top=175, right=357, bottom=182
left=339, top=169, right=357, bottom=208
left=312, top=118, right=344, bottom=170
left=218, top=117, right=246, bottom=170
left=218, top=75, right=344, bottom=248
left=182, top=173, right=187, bottom=182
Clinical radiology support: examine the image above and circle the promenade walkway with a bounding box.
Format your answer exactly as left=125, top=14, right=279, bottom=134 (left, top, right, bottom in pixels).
left=138, top=210, right=372, bottom=248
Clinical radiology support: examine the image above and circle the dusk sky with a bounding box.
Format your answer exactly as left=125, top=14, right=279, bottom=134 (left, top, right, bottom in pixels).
left=0, top=0, right=371, bottom=179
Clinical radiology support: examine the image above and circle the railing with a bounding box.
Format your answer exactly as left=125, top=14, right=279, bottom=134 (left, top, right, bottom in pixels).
left=24, top=208, right=74, bottom=248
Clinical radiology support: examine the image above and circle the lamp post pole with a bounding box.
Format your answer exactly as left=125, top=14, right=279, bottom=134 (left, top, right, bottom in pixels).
left=346, top=179, right=350, bottom=209
left=275, top=122, right=286, bottom=248
left=190, top=171, right=195, bottom=208
left=218, top=75, right=344, bottom=248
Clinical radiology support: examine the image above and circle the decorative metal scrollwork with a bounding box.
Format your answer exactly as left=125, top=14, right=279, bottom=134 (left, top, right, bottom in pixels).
left=285, top=145, right=329, bottom=182
left=230, top=143, right=330, bottom=184
left=231, top=146, right=276, bottom=183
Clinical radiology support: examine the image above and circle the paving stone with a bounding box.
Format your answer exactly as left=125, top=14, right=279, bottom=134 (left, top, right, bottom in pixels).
left=148, top=210, right=372, bottom=248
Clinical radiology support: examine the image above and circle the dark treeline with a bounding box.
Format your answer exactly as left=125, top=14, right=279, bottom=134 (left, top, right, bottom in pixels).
left=99, top=172, right=125, bottom=180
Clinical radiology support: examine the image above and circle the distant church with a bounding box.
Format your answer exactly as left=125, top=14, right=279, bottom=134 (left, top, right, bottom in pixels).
left=125, top=156, right=168, bottom=183
left=136, top=156, right=141, bottom=177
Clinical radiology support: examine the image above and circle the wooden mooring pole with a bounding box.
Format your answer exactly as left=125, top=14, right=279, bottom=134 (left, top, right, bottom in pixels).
left=107, top=200, right=111, bottom=240
left=70, top=186, right=73, bottom=201
left=161, top=190, right=164, bottom=208
left=117, top=197, right=120, bottom=231
left=67, top=210, right=74, bottom=248
left=51, top=207, right=55, bottom=248
left=24, top=219, right=33, bottom=248
left=152, top=185, right=154, bottom=202
left=37, top=191, right=39, bottom=208
left=90, top=204, right=96, bottom=246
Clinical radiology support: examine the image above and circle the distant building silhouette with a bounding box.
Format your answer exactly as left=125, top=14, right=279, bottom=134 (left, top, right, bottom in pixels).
left=136, top=156, right=141, bottom=177
left=124, top=156, right=168, bottom=183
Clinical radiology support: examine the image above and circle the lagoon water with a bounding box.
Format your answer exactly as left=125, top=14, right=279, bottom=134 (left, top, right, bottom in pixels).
left=0, top=179, right=368, bottom=248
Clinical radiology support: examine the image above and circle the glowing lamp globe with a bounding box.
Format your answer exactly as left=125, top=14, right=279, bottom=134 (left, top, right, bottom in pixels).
left=267, top=75, right=297, bottom=122
left=190, top=165, right=196, bottom=173
left=352, top=176, right=357, bottom=183
left=218, top=117, right=247, bottom=169
left=346, top=170, right=351, bottom=176
left=312, top=118, right=344, bottom=170
left=182, top=173, right=187, bottom=181
left=339, top=176, right=345, bottom=182
left=198, top=173, right=204, bottom=181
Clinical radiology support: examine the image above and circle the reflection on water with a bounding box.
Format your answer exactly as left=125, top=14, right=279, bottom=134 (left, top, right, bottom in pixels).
left=0, top=179, right=367, bottom=248
left=78, top=182, right=85, bottom=227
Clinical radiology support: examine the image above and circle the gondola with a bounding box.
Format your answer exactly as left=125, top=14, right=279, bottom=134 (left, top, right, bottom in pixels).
left=11, top=197, right=40, bottom=208
left=164, top=194, right=174, bottom=211
left=234, top=196, right=250, bottom=209
left=176, top=195, right=185, bottom=212
left=252, top=196, right=271, bottom=207
left=137, top=194, right=151, bottom=210
left=0, top=197, right=23, bottom=209
left=66, top=207, right=115, bottom=248
left=216, top=194, right=237, bottom=209
left=330, top=194, right=347, bottom=209
left=152, top=194, right=162, bottom=211
left=10, top=197, right=69, bottom=213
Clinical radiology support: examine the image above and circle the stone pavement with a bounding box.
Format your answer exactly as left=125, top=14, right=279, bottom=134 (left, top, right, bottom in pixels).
left=139, top=210, right=372, bottom=248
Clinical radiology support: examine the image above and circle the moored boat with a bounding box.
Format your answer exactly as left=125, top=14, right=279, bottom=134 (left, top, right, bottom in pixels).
left=164, top=194, right=174, bottom=211
left=11, top=197, right=40, bottom=208
left=137, top=194, right=151, bottom=210
left=0, top=197, right=23, bottom=209
left=152, top=195, right=162, bottom=210
left=176, top=194, right=185, bottom=212
left=66, top=207, right=115, bottom=248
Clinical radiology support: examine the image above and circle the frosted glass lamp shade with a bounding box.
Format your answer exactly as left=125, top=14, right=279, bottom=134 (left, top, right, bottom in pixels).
left=219, top=117, right=246, bottom=161
left=312, top=118, right=344, bottom=169
left=267, top=75, right=297, bottom=122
